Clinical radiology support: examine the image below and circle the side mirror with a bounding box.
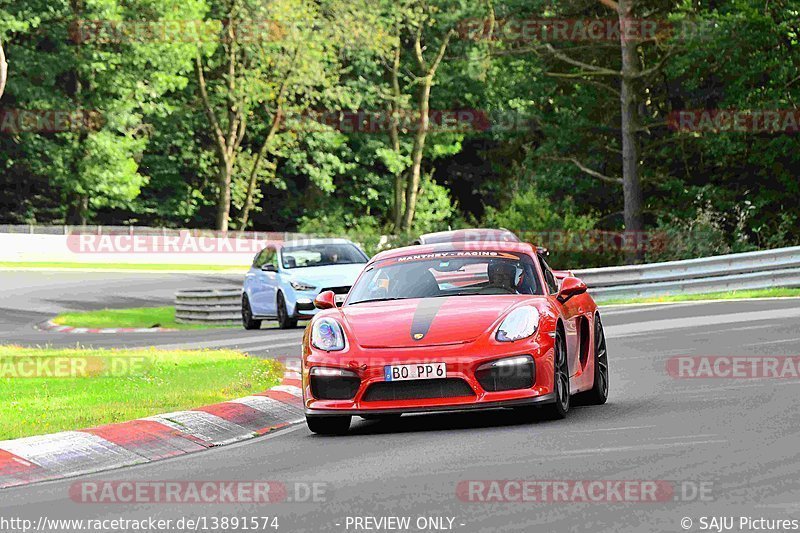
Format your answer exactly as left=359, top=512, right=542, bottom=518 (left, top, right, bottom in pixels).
left=557, top=277, right=587, bottom=303
left=261, top=264, right=277, bottom=272
left=314, top=290, right=337, bottom=310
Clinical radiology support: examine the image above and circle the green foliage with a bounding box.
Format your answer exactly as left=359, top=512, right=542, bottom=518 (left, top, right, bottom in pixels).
left=297, top=207, right=387, bottom=257
left=645, top=208, right=757, bottom=264
left=484, top=188, right=595, bottom=235
left=484, top=187, right=606, bottom=268
left=1, top=0, right=799, bottom=268
left=409, top=176, right=457, bottom=235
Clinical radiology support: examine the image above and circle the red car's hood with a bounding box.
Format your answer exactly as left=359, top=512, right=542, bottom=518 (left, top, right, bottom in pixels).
left=341, top=295, right=536, bottom=348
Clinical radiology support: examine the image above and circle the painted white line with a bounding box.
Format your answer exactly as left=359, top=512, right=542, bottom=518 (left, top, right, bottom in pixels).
left=154, top=332, right=303, bottom=350
left=757, top=503, right=800, bottom=511
left=242, top=341, right=303, bottom=353
left=609, top=349, right=687, bottom=361
left=544, top=439, right=727, bottom=458
left=668, top=380, right=800, bottom=396
left=600, top=302, right=710, bottom=316
left=605, top=307, right=800, bottom=338
left=600, top=297, right=800, bottom=309
left=684, top=324, right=775, bottom=337
left=651, top=434, right=718, bottom=441
left=743, top=336, right=800, bottom=347
left=569, top=425, right=656, bottom=433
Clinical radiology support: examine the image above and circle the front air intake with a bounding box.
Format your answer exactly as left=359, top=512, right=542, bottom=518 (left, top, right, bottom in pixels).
left=363, top=379, right=475, bottom=402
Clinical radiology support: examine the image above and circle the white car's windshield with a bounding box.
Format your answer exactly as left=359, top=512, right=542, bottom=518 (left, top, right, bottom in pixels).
left=281, top=243, right=367, bottom=269
left=348, top=252, right=543, bottom=304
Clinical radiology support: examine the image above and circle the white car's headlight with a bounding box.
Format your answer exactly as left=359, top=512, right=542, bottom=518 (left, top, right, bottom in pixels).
left=290, top=280, right=316, bottom=291
left=496, top=306, right=540, bottom=342
left=311, top=318, right=346, bottom=351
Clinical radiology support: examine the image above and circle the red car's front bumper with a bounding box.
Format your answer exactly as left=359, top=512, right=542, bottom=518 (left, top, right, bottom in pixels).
left=303, top=333, right=557, bottom=416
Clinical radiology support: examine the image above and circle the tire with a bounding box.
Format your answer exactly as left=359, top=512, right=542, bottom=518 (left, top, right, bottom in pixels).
left=241, top=294, right=262, bottom=330
left=541, top=326, right=570, bottom=420
left=306, top=415, right=351, bottom=435
left=276, top=292, right=298, bottom=329
left=579, top=314, right=609, bottom=405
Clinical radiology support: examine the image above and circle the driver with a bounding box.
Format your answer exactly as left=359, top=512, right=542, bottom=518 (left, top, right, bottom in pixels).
left=487, top=261, right=518, bottom=293
left=321, top=250, right=340, bottom=265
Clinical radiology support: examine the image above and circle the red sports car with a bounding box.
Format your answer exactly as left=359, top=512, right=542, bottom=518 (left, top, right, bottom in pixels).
left=301, top=241, right=608, bottom=435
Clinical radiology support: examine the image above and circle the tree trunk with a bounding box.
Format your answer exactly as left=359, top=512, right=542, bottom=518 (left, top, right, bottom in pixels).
left=392, top=160, right=404, bottom=231
left=0, top=42, right=7, bottom=100
left=401, top=77, right=432, bottom=232
left=216, top=162, right=232, bottom=232
left=66, top=194, right=88, bottom=225
left=389, top=43, right=404, bottom=232
left=618, top=0, right=644, bottom=262
left=399, top=28, right=452, bottom=232
left=195, top=12, right=246, bottom=233
left=239, top=107, right=282, bottom=228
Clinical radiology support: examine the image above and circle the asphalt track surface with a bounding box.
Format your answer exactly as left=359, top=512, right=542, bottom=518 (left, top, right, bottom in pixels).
left=2, top=271, right=800, bottom=532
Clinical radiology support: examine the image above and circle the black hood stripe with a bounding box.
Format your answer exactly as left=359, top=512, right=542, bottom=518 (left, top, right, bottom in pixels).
left=410, top=299, right=447, bottom=341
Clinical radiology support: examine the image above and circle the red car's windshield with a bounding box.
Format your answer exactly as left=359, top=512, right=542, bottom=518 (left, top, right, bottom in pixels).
left=347, top=252, right=543, bottom=304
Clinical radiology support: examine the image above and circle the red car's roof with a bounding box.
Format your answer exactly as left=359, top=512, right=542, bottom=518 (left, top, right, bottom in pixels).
left=370, top=241, right=538, bottom=264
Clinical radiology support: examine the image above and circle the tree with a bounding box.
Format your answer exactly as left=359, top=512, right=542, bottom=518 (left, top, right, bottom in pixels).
left=196, top=0, right=387, bottom=230
left=540, top=0, right=652, bottom=259
left=371, top=0, right=465, bottom=233
left=400, top=17, right=454, bottom=231
left=612, top=0, right=644, bottom=256
left=0, top=0, right=200, bottom=224
left=484, top=0, right=673, bottom=261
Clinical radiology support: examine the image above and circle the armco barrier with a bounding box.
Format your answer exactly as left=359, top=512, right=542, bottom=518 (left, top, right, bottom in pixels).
left=3, top=226, right=798, bottom=303
left=175, top=289, right=241, bottom=324
left=575, top=246, right=800, bottom=301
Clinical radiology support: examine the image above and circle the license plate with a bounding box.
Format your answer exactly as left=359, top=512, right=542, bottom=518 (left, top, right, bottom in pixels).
left=334, top=294, right=347, bottom=304
left=384, top=362, right=446, bottom=382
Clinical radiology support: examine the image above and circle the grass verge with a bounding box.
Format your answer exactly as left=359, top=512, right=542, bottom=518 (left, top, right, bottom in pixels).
left=0, top=261, right=244, bottom=272
left=52, top=306, right=235, bottom=330
left=0, top=345, right=283, bottom=440
left=601, top=287, right=800, bottom=305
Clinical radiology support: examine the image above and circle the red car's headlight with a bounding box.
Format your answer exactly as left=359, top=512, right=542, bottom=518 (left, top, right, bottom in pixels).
left=311, top=318, right=346, bottom=351
left=496, top=306, right=540, bottom=342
